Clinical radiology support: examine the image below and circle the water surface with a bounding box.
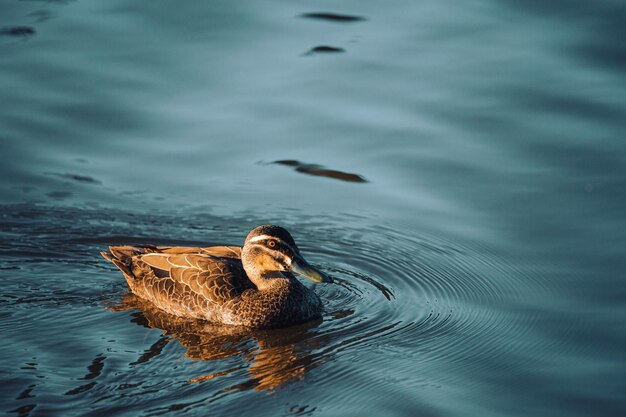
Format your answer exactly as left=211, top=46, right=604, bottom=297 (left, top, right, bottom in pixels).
left=1, top=0, right=625, bottom=416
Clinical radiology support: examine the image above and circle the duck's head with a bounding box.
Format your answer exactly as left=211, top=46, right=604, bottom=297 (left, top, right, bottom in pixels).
left=241, top=225, right=332, bottom=290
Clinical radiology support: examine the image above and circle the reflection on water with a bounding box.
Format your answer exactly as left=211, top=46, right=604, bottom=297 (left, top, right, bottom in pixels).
left=110, top=293, right=323, bottom=392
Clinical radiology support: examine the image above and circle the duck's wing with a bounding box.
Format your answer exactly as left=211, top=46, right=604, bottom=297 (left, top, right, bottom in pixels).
left=150, top=245, right=242, bottom=259
left=138, top=250, right=253, bottom=303
left=102, top=245, right=252, bottom=313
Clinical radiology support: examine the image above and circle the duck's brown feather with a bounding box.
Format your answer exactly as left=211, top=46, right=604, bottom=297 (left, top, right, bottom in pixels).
left=102, top=245, right=254, bottom=321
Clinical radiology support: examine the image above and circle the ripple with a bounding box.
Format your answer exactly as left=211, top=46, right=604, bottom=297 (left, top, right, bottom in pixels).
left=293, top=220, right=538, bottom=382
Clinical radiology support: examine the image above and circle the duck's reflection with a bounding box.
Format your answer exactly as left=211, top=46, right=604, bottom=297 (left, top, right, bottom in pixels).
left=111, top=293, right=325, bottom=391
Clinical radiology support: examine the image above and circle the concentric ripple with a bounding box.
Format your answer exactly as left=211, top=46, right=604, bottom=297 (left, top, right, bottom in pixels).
left=295, top=221, right=531, bottom=380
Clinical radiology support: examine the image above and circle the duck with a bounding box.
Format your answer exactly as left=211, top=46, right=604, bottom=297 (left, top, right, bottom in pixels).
left=101, top=225, right=332, bottom=329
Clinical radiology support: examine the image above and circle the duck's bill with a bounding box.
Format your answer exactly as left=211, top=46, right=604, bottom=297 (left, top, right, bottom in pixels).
left=291, top=255, right=333, bottom=283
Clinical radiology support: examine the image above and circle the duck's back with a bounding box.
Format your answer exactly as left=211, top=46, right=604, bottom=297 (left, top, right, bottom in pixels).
left=101, top=245, right=255, bottom=323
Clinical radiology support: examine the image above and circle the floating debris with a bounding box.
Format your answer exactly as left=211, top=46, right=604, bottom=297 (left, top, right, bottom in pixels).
left=273, top=160, right=368, bottom=183
left=306, top=45, right=345, bottom=55
left=300, top=12, right=366, bottom=23
left=0, top=26, right=36, bottom=37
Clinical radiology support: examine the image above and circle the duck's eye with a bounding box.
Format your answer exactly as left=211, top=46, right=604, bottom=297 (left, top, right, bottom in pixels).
left=268, top=241, right=276, bottom=248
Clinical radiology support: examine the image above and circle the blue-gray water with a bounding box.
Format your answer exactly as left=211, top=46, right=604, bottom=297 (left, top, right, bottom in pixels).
left=1, top=1, right=625, bottom=416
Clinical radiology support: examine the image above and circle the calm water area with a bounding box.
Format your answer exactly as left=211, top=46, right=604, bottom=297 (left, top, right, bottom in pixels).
left=1, top=1, right=625, bottom=416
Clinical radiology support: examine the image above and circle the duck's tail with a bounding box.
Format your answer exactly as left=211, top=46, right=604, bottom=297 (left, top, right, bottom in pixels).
left=101, top=245, right=157, bottom=282
left=101, top=246, right=135, bottom=282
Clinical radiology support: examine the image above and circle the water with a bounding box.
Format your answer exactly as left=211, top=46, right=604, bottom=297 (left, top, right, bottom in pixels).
left=1, top=0, right=625, bottom=416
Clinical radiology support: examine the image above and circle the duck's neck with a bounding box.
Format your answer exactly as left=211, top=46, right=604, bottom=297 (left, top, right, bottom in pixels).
left=251, top=271, right=298, bottom=292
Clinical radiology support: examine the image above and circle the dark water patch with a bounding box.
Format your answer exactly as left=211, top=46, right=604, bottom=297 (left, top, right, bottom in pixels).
left=10, top=404, right=36, bottom=417
left=576, top=41, right=626, bottom=74
left=16, top=384, right=36, bottom=400
left=272, top=160, right=367, bottom=183
left=0, top=266, right=20, bottom=270
left=81, top=354, right=106, bottom=380
left=287, top=405, right=317, bottom=416
left=513, top=87, right=625, bottom=122
left=305, top=46, right=345, bottom=55
left=0, top=204, right=233, bottom=265
left=4, top=287, right=119, bottom=310
left=11, top=186, right=35, bottom=194
left=20, top=0, right=76, bottom=4
left=20, top=362, right=37, bottom=370
left=72, top=236, right=214, bottom=248
left=28, top=10, right=53, bottom=23
left=117, top=382, right=144, bottom=390
left=45, top=172, right=102, bottom=184
left=0, top=26, right=35, bottom=37
left=500, top=0, right=626, bottom=75
left=46, top=191, right=72, bottom=200
left=300, top=12, right=366, bottom=23
left=130, top=336, right=171, bottom=366
left=64, top=381, right=97, bottom=395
